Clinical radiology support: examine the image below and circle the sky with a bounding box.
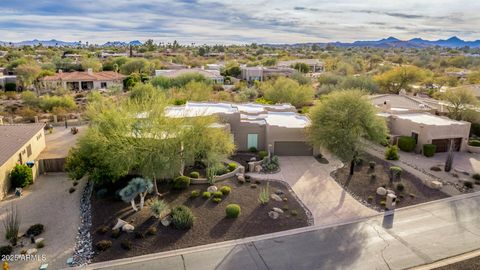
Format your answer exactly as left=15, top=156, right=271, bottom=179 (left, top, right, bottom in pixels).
left=1, top=0, right=479, bottom=45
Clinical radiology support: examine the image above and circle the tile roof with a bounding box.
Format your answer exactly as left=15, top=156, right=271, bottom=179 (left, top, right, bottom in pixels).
left=41, top=71, right=124, bottom=82
left=0, top=124, right=44, bottom=166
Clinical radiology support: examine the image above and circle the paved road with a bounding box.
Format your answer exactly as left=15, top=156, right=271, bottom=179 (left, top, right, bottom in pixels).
left=248, top=155, right=377, bottom=225
left=79, top=192, right=480, bottom=270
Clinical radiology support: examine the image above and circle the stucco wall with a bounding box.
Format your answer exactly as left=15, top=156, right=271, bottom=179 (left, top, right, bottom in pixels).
left=266, top=125, right=309, bottom=152
left=0, top=128, right=46, bottom=198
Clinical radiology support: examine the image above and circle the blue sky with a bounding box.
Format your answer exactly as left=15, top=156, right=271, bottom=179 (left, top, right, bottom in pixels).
left=1, top=0, right=479, bottom=44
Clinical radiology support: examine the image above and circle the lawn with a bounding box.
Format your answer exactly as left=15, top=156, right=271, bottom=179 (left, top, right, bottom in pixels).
left=332, top=153, right=449, bottom=210
left=90, top=177, right=309, bottom=262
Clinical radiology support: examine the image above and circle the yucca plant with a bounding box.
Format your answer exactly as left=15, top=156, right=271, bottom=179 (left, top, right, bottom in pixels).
left=3, top=205, right=20, bottom=246
left=258, top=183, right=270, bottom=205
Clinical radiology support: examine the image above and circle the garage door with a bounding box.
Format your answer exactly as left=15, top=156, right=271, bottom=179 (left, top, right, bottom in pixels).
left=274, top=141, right=313, bottom=156
left=432, top=138, right=461, bottom=152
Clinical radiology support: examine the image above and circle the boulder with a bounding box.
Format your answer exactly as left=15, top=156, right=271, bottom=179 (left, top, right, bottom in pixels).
left=270, top=194, right=282, bottom=202
left=122, top=223, right=135, bottom=233
left=112, top=218, right=128, bottom=230
left=272, top=207, right=284, bottom=214
left=254, top=165, right=262, bottom=173
left=250, top=157, right=257, bottom=162
left=275, top=189, right=284, bottom=195
left=161, top=215, right=172, bottom=227
left=207, top=186, right=218, bottom=193
left=35, top=238, right=45, bottom=244
left=429, top=180, right=443, bottom=190
left=237, top=175, right=245, bottom=183
left=386, top=189, right=395, bottom=195
left=238, top=166, right=245, bottom=174
left=268, top=211, right=279, bottom=220
left=376, top=187, right=387, bottom=196
left=26, top=248, right=38, bottom=255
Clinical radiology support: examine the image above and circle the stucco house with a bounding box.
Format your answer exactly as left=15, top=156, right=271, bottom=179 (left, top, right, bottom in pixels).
left=0, top=123, right=46, bottom=199
left=371, top=94, right=471, bottom=153
left=166, top=102, right=314, bottom=156
left=40, top=69, right=124, bottom=92
left=155, top=68, right=224, bottom=84
left=240, top=66, right=295, bottom=82
left=277, top=59, right=324, bottom=73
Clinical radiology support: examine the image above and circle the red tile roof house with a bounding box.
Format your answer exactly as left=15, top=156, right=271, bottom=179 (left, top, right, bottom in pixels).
left=39, top=69, right=125, bottom=92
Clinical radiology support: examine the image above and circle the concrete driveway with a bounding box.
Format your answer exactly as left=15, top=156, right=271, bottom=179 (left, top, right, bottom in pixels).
left=248, top=154, right=376, bottom=225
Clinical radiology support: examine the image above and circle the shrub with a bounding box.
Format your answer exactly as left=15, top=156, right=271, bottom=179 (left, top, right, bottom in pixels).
left=121, top=240, right=133, bottom=250
left=473, top=174, right=480, bottom=181
left=110, top=229, right=121, bottom=239
left=147, top=226, right=157, bottom=235
left=262, top=156, right=280, bottom=172
left=258, top=183, right=270, bottom=205
left=190, top=190, right=200, bottom=198
left=202, top=191, right=211, bottom=199
left=0, top=246, right=12, bottom=257
left=385, top=145, right=399, bottom=160
left=190, top=171, right=200, bottom=179
left=171, top=206, right=195, bottom=230
left=225, top=204, right=241, bottom=218
left=173, top=176, right=190, bottom=190
left=249, top=146, right=258, bottom=153
left=4, top=205, right=20, bottom=246
left=423, top=144, right=437, bottom=157
left=464, top=181, right=474, bottom=189
left=150, top=199, right=169, bottom=219
left=291, top=210, right=298, bottom=216
left=36, top=242, right=45, bottom=249
left=96, top=188, right=108, bottom=198
left=69, top=187, right=76, bottom=193
left=95, top=240, right=112, bottom=251
left=213, top=191, right=223, bottom=198
left=26, top=224, right=44, bottom=237
left=396, top=183, right=405, bottom=192
left=10, top=164, right=33, bottom=188
left=398, top=136, right=416, bottom=152
left=134, top=231, right=145, bottom=239
left=380, top=200, right=386, bottom=207
left=97, top=225, right=109, bottom=235
left=469, top=140, right=480, bottom=147
left=250, top=184, right=258, bottom=188
left=73, top=181, right=79, bottom=186
left=390, top=166, right=402, bottom=181
left=258, top=151, right=268, bottom=159
left=220, top=186, right=232, bottom=195
left=369, top=161, right=376, bottom=169
left=367, top=196, right=373, bottom=202
left=228, top=163, right=237, bottom=172
left=430, top=166, right=442, bottom=172
left=212, top=198, right=222, bottom=203
left=5, top=83, right=16, bottom=92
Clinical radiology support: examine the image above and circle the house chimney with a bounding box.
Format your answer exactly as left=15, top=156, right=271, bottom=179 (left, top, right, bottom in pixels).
left=87, top=68, right=93, bottom=75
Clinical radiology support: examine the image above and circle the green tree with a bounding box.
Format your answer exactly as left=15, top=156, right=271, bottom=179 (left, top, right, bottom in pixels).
left=261, top=77, right=314, bottom=108
left=293, top=62, right=310, bottom=73
left=10, top=164, right=33, bottom=188
left=308, top=90, right=388, bottom=175
left=16, top=64, right=41, bottom=90
left=374, top=66, right=426, bottom=94
left=221, top=62, right=241, bottom=77
left=437, top=87, right=478, bottom=120
left=120, top=58, right=151, bottom=75
left=81, top=57, right=102, bottom=72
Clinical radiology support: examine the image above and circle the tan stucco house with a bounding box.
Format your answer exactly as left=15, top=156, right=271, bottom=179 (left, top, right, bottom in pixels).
left=40, top=69, right=124, bottom=92
left=166, top=102, right=314, bottom=156
left=0, top=124, right=46, bottom=199
left=371, top=94, right=471, bottom=153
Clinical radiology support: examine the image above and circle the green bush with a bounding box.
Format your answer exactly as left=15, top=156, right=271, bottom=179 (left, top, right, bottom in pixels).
left=147, top=226, right=157, bottom=235
left=398, top=136, right=416, bottom=152
left=472, top=174, right=480, bottom=181
left=26, top=224, right=44, bottom=237
left=220, top=186, right=232, bottom=195
left=367, top=196, right=373, bottom=202
left=385, top=145, right=399, bottom=160
left=469, top=140, right=480, bottom=147
left=465, top=181, right=474, bottom=189
left=190, top=190, right=200, bottom=198
left=225, top=204, right=241, bottom=218
left=190, top=171, right=200, bottom=178
left=202, top=191, right=211, bottom=199
left=10, top=164, right=33, bottom=188
left=228, top=163, right=237, bottom=172
left=95, top=240, right=112, bottom=251
left=36, top=242, right=45, bottom=249
left=390, top=166, right=402, bottom=181
left=262, top=156, right=280, bottom=172
left=212, top=197, right=222, bottom=203
left=171, top=206, right=195, bottom=230
left=258, top=151, right=268, bottom=159
left=423, top=144, right=437, bottom=157
left=173, top=176, right=191, bottom=190
left=110, top=229, right=121, bottom=239
left=471, top=123, right=480, bottom=137
left=396, top=183, right=405, bottom=192
left=249, top=147, right=258, bottom=153
left=0, top=245, right=12, bottom=256
left=213, top=191, right=223, bottom=198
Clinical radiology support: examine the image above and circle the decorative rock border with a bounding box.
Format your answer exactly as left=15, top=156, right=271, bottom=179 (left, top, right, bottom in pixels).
left=72, top=179, right=94, bottom=266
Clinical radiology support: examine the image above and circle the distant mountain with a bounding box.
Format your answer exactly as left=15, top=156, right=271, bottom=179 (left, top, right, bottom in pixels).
left=265, top=36, right=480, bottom=49
left=0, top=39, right=143, bottom=47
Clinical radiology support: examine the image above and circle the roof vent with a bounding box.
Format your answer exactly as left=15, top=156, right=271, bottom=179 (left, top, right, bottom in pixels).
left=87, top=68, right=93, bottom=75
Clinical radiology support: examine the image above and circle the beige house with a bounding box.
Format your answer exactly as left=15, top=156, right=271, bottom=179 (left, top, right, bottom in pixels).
left=277, top=59, right=324, bottom=73
left=371, top=94, right=471, bottom=153
left=0, top=124, right=46, bottom=199
left=40, top=69, right=124, bottom=92
left=240, top=66, right=295, bottom=82
left=166, top=102, right=314, bottom=156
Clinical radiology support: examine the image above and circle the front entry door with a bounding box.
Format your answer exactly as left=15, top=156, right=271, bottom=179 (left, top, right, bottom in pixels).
left=247, top=134, right=258, bottom=149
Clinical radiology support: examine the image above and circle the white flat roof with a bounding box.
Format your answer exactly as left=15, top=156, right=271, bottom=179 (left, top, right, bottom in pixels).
left=165, top=102, right=236, bottom=117
left=265, top=112, right=309, bottom=128
left=395, top=113, right=467, bottom=126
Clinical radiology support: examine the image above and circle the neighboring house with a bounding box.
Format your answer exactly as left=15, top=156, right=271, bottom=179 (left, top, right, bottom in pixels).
left=155, top=68, right=224, bottom=84
left=372, top=94, right=471, bottom=153
left=205, top=64, right=224, bottom=71
left=240, top=66, right=295, bottom=82
left=0, top=75, right=18, bottom=91
left=165, top=102, right=314, bottom=156
left=100, top=51, right=128, bottom=58
left=0, top=123, right=46, bottom=199
left=277, top=59, right=324, bottom=73
left=40, top=69, right=125, bottom=92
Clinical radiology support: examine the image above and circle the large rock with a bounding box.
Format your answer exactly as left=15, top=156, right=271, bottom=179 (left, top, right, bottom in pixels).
left=268, top=211, right=279, bottom=220
left=429, top=180, right=443, bottom=190
left=254, top=165, right=262, bottom=173
left=376, top=187, right=387, bottom=196
left=386, top=189, right=395, bottom=195
left=161, top=215, right=172, bottom=227
left=27, top=248, right=38, bottom=255
left=122, top=223, right=134, bottom=233
left=237, top=175, right=245, bottom=183
left=272, top=207, right=284, bottom=214
left=207, top=186, right=218, bottom=193
left=35, top=238, right=45, bottom=244
left=270, top=194, right=282, bottom=202
left=112, top=218, right=127, bottom=230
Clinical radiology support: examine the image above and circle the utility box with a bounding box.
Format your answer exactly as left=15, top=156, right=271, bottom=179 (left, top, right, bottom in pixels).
left=386, top=193, right=397, bottom=210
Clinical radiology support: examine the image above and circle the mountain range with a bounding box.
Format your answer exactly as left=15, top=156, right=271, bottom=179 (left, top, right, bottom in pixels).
left=268, top=36, right=480, bottom=49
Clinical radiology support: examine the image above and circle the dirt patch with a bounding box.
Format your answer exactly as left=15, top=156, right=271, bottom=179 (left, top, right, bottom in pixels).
left=91, top=178, right=308, bottom=262
left=230, top=152, right=261, bottom=168
left=332, top=154, right=449, bottom=210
